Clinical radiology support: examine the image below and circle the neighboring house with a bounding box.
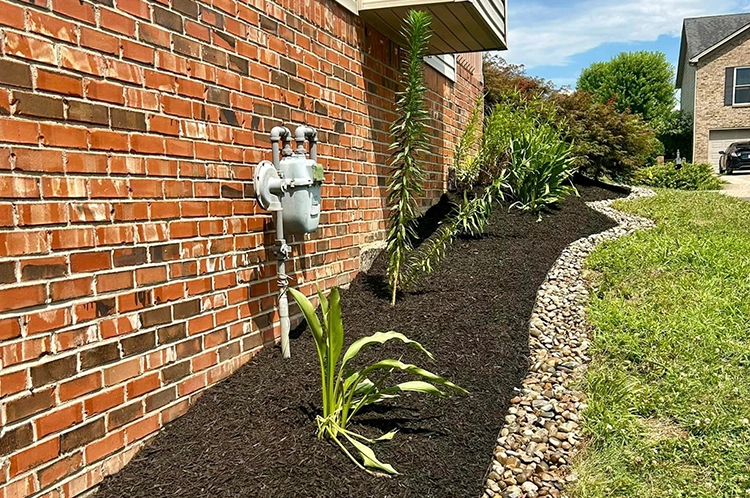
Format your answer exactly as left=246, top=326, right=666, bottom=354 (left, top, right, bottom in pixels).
left=0, top=0, right=505, bottom=497
left=677, top=12, right=750, bottom=169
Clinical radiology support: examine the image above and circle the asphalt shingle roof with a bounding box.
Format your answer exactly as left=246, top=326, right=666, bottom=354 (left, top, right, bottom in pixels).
left=683, top=12, right=750, bottom=59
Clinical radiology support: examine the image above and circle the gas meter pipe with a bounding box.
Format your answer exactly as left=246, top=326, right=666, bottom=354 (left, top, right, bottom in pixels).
left=270, top=126, right=293, bottom=358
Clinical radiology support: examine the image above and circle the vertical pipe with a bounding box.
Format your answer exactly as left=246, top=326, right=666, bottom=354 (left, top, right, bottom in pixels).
left=269, top=126, right=292, bottom=358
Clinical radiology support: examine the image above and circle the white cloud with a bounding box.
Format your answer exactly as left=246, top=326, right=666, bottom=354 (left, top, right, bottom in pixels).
left=503, top=0, right=750, bottom=68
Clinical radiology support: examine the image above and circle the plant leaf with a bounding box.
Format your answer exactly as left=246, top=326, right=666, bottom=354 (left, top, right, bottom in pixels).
left=341, top=331, right=434, bottom=370
left=328, top=287, right=344, bottom=367
left=288, top=287, right=324, bottom=349
left=343, top=432, right=399, bottom=475
left=362, top=359, right=468, bottom=394
left=380, top=380, right=448, bottom=397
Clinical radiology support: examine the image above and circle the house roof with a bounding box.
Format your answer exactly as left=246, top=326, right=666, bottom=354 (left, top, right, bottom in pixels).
left=677, top=12, right=750, bottom=88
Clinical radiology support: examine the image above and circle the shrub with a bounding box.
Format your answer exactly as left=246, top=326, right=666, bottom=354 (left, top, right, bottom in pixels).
left=386, top=10, right=432, bottom=305
left=288, top=286, right=465, bottom=475
left=551, top=91, right=660, bottom=181
left=506, top=126, right=577, bottom=214
left=451, top=96, right=483, bottom=193
left=633, top=162, right=725, bottom=191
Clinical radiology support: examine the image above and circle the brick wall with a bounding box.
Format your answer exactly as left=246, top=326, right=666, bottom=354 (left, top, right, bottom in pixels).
left=694, top=29, right=750, bottom=164
left=0, top=0, right=482, bottom=496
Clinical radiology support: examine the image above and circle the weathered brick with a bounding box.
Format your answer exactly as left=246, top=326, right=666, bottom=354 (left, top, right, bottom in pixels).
left=120, top=331, right=155, bottom=356
left=80, top=343, right=120, bottom=369
left=67, top=100, right=109, bottom=125
left=15, top=92, right=64, bottom=120
left=111, top=108, right=147, bottom=131
left=157, top=322, right=186, bottom=344
left=60, top=418, right=105, bottom=452
left=145, top=386, right=176, bottom=412
left=5, top=388, right=55, bottom=423
left=107, top=401, right=143, bottom=429
left=31, top=355, right=77, bottom=387
left=0, top=423, right=33, bottom=457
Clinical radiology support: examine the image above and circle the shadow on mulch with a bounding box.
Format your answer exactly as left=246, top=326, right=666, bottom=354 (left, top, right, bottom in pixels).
left=93, top=181, right=628, bottom=498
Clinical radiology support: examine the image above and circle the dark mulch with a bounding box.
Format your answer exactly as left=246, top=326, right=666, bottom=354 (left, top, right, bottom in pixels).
left=94, top=182, right=628, bottom=498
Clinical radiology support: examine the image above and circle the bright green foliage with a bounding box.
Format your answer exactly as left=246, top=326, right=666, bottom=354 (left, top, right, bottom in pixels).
left=577, top=191, right=750, bottom=497
left=577, top=51, right=676, bottom=124
left=386, top=10, right=432, bottom=306
left=653, top=109, right=693, bottom=160
left=506, top=126, right=577, bottom=215
left=633, top=162, right=725, bottom=191
left=288, top=286, right=465, bottom=475
left=451, top=95, right=484, bottom=193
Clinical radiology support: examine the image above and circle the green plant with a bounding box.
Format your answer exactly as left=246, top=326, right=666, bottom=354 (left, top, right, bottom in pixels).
left=577, top=51, right=676, bottom=124
left=633, top=162, right=724, bottom=190
left=550, top=91, right=660, bottom=181
left=400, top=174, right=508, bottom=288
left=386, top=10, right=432, bottom=306
left=451, top=95, right=483, bottom=193
left=288, top=286, right=465, bottom=475
left=506, top=125, right=577, bottom=215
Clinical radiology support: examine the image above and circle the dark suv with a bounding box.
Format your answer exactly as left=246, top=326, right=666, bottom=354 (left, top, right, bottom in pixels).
left=719, top=142, right=750, bottom=174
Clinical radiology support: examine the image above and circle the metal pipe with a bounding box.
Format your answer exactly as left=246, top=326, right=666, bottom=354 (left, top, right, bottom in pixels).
left=269, top=126, right=292, bottom=358
left=294, top=126, right=318, bottom=162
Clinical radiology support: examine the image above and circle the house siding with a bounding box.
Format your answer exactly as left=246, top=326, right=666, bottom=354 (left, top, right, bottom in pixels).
left=694, top=29, right=750, bottom=164
left=0, top=0, right=483, bottom=496
left=680, top=62, right=696, bottom=118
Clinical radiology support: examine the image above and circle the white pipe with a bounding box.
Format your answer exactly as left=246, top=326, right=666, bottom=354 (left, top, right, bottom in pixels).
left=269, top=126, right=292, bottom=358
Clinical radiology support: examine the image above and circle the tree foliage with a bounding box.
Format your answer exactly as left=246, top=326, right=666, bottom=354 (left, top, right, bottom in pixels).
left=386, top=10, right=431, bottom=306
left=483, top=54, right=554, bottom=114
left=577, top=51, right=676, bottom=124
left=551, top=91, right=660, bottom=180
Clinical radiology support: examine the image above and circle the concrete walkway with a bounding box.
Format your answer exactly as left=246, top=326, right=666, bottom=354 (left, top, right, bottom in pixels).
left=722, top=172, right=750, bottom=200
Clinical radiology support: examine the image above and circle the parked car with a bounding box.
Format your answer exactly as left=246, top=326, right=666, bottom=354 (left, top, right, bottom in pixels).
left=719, top=142, right=750, bottom=174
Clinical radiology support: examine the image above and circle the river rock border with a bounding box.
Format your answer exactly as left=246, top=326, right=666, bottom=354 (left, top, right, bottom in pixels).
left=482, top=187, right=656, bottom=498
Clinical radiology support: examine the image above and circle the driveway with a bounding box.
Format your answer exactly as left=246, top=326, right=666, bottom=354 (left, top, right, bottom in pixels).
left=722, top=172, right=750, bottom=200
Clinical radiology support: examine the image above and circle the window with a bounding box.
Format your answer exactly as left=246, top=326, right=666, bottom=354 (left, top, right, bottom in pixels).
left=734, top=67, right=750, bottom=105
left=424, top=54, right=456, bottom=82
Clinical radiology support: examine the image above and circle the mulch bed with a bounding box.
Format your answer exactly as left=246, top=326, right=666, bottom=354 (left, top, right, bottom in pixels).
left=94, top=182, right=628, bottom=498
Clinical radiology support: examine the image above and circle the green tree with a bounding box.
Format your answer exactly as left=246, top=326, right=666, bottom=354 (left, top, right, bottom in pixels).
left=386, top=10, right=432, bottom=306
left=577, top=51, right=676, bottom=124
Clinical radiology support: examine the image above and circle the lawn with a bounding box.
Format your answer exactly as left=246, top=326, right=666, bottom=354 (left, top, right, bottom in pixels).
left=575, top=190, right=750, bottom=497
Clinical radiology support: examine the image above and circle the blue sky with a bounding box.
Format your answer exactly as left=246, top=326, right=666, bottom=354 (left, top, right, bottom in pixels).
left=501, top=0, right=750, bottom=89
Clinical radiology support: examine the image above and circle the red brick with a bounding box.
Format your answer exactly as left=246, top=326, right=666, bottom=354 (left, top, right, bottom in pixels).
left=80, top=27, right=119, bottom=55
left=100, top=8, right=136, bottom=36
left=36, top=70, right=83, bottom=97
left=26, top=308, right=71, bottom=334
left=126, top=372, right=160, bottom=399
left=84, top=387, right=125, bottom=415
left=37, top=451, right=83, bottom=488
left=14, top=148, right=64, bottom=173
left=52, top=0, right=95, bottom=24
left=4, top=32, right=56, bottom=64
left=0, top=283, right=46, bottom=312
left=59, top=372, right=102, bottom=401
left=9, top=438, right=60, bottom=478
left=27, top=9, right=77, bottom=43
left=103, top=358, right=141, bottom=386
left=124, top=413, right=159, bottom=444
left=50, top=276, right=94, bottom=301
left=35, top=404, right=83, bottom=438
left=118, top=0, right=150, bottom=20
left=0, top=174, right=38, bottom=197
left=70, top=251, right=111, bottom=273
left=122, top=40, right=153, bottom=64
left=41, top=177, right=87, bottom=198
left=84, top=79, right=125, bottom=104
left=0, top=119, right=38, bottom=144
left=130, top=134, right=164, bottom=155
left=18, top=203, right=68, bottom=226
left=0, top=316, right=21, bottom=340
left=50, top=228, right=95, bottom=250
left=66, top=153, right=108, bottom=174
left=0, top=230, right=48, bottom=256
left=39, top=123, right=88, bottom=149
left=0, top=1, right=24, bottom=29
left=60, top=46, right=105, bottom=77
left=85, top=430, right=124, bottom=463
left=0, top=369, right=27, bottom=397
left=89, top=129, right=129, bottom=151
left=97, top=271, right=134, bottom=293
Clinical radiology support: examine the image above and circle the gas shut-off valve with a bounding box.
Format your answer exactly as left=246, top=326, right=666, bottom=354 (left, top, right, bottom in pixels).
left=253, top=126, right=324, bottom=359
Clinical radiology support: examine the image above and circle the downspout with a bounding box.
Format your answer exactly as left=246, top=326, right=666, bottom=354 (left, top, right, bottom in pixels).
left=270, top=126, right=292, bottom=358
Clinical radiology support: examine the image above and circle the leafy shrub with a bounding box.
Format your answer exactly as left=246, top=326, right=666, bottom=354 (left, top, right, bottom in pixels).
left=633, top=162, right=724, bottom=191
left=506, top=126, right=577, bottom=214
left=288, top=286, right=465, bottom=475
left=551, top=91, right=660, bottom=181
left=386, top=10, right=432, bottom=305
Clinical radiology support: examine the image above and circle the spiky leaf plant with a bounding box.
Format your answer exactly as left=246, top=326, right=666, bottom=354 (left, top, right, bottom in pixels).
left=386, top=10, right=432, bottom=306
left=288, top=286, right=465, bottom=475
left=451, top=95, right=484, bottom=193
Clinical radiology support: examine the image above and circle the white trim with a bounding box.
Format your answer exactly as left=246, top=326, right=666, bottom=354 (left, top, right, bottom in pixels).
left=689, top=23, right=750, bottom=63
left=337, top=0, right=358, bottom=14
left=424, top=54, right=456, bottom=82
left=733, top=66, right=750, bottom=105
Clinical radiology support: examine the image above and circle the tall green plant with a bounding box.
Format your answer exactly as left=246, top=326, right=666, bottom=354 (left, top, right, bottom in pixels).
left=386, top=10, right=432, bottom=306
left=451, top=95, right=483, bottom=193
left=288, top=286, right=465, bottom=475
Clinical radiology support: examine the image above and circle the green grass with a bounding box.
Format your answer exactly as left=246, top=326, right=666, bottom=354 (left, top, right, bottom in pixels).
left=574, top=190, right=750, bottom=498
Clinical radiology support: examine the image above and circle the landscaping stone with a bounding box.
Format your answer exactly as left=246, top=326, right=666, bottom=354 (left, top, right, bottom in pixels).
left=482, top=187, right=656, bottom=498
